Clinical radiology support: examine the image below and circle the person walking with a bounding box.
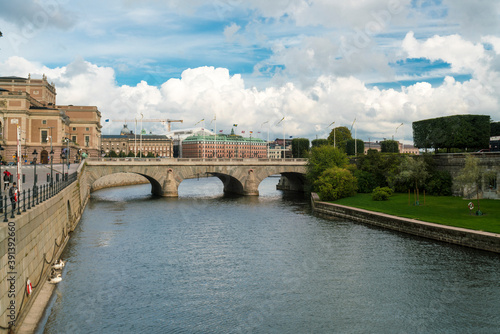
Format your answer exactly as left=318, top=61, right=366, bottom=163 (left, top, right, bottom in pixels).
left=3, top=171, right=10, bottom=190
left=9, top=182, right=17, bottom=211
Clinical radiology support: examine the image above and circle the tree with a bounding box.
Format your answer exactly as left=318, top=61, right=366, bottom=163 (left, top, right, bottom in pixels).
left=413, top=115, right=491, bottom=152
left=127, top=151, right=135, bottom=157
left=291, top=138, right=310, bottom=158
left=346, top=139, right=364, bottom=155
left=313, top=167, right=358, bottom=201
left=109, top=150, right=118, bottom=157
left=327, top=126, right=352, bottom=151
left=311, top=139, right=329, bottom=147
left=307, top=145, right=349, bottom=189
left=380, top=140, right=399, bottom=153
left=491, top=121, right=500, bottom=136
left=395, top=156, right=429, bottom=204
left=454, top=155, right=482, bottom=212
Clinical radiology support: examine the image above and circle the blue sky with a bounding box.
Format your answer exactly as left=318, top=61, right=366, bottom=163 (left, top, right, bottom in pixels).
left=1, top=0, right=500, bottom=143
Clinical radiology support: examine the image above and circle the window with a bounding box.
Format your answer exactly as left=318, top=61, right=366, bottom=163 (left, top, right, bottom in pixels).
left=72, top=127, right=76, bottom=131
left=85, top=135, right=90, bottom=147
left=41, top=130, right=48, bottom=143
left=42, top=120, right=47, bottom=125
left=86, top=127, right=90, bottom=131
left=72, top=135, right=77, bottom=143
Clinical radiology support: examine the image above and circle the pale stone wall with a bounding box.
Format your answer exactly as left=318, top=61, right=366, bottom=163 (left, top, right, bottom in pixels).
left=91, top=173, right=148, bottom=192
left=311, top=194, right=500, bottom=253
left=0, top=182, right=85, bottom=332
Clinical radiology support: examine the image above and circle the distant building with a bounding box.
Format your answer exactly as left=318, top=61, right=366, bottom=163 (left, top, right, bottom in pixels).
left=101, top=124, right=173, bottom=157
left=166, top=127, right=215, bottom=158
left=364, top=141, right=419, bottom=155
left=182, top=130, right=267, bottom=158
left=268, top=138, right=292, bottom=159
left=0, top=75, right=101, bottom=163
left=490, top=136, right=500, bottom=152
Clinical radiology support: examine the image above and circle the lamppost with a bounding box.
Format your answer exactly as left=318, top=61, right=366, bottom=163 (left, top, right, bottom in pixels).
left=0, top=145, right=3, bottom=212
left=50, top=148, right=54, bottom=186
left=32, top=149, right=38, bottom=197
left=328, top=121, right=335, bottom=148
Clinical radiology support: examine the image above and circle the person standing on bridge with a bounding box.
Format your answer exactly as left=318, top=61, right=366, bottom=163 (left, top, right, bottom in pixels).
left=9, top=182, right=17, bottom=211
left=4, top=170, right=11, bottom=190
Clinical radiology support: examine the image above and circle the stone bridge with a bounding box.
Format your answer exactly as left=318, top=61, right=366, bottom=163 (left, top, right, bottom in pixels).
left=82, top=158, right=308, bottom=196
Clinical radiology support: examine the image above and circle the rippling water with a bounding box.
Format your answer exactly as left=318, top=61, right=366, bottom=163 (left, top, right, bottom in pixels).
left=39, top=177, right=500, bottom=333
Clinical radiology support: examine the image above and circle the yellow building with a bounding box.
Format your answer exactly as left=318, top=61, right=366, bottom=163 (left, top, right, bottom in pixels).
left=0, top=75, right=102, bottom=164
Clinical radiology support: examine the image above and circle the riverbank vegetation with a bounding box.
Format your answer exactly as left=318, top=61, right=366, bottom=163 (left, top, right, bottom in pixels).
left=332, top=193, right=500, bottom=234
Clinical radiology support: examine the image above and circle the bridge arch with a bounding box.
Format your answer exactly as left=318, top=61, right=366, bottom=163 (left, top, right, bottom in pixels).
left=82, top=159, right=308, bottom=197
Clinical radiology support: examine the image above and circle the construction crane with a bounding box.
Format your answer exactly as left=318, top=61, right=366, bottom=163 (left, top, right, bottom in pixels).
left=112, top=119, right=183, bottom=132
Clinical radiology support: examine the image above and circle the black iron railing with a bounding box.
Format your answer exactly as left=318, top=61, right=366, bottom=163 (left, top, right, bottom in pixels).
left=2, top=171, right=78, bottom=222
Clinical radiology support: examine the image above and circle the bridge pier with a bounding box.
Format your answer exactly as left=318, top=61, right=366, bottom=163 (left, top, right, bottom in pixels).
left=160, top=168, right=179, bottom=197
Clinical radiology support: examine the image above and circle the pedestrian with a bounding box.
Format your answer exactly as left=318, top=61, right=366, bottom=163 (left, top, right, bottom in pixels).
left=9, top=182, right=17, bottom=211
left=3, top=171, right=10, bottom=190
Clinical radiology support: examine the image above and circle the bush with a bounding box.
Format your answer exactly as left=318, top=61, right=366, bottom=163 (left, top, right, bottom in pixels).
left=354, top=170, right=377, bottom=193
left=314, top=167, right=358, bottom=201
left=372, top=186, right=393, bottom=201
left=426, top=170, right=452, bottom=196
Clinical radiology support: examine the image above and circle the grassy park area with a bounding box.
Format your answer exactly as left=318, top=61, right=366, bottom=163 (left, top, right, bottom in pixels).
left=332, top=193, right=500, bottom=234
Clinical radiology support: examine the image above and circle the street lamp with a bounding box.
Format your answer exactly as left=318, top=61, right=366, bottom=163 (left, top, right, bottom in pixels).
left=328, top=121, right=335, bottom=148
left=32, top=149, right=38, bottom=197
left=50, top=148, right=54, bottom=186
left=0, top=145, right=4, bottom=212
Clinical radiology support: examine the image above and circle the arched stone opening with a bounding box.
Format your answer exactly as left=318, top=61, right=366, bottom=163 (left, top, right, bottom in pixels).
left=277, top=172, right=307, bottom=192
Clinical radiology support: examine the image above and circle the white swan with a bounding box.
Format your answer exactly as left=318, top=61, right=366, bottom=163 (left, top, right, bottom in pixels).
left=52, top=260, right=65, bottom=270
left=49, top=274, right=62, bottom=284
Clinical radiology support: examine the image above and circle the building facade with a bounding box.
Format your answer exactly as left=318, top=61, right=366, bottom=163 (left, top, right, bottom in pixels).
left=182, top=133, right=267, bottom=158
left=0, top=75, right=102, bottom=164
left=364, top=141, right=420, bottom=155
left=101, top=124, right=173, bottom=157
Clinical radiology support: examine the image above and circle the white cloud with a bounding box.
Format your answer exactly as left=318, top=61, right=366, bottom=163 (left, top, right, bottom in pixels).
left=1, top=56, right=498, bottom=143
left=402, top=31, right=488, bottom=73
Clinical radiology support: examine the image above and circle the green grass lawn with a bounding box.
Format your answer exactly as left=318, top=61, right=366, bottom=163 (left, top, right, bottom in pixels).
left=332, top=193, right=500, bottom=234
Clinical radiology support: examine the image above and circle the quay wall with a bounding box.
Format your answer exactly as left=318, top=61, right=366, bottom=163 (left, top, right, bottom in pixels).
left=0, top=180, right=86, bottom=333
left=311, top=193, right=500, bottom=253
left=0, top=166, right=152, bottom=332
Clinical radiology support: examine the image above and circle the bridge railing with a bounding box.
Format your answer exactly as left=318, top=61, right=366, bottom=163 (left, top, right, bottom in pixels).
left=2, top=171, right=78, bottom=222
left=88, top=157, right=308, bottom=163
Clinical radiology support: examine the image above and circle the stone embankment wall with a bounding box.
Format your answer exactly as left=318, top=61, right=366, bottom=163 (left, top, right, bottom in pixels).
left=0, top=166, right=147, bottom=333
left=311, top=193, right=500, bottom=253
left=90, top=173, right=148, bottom=192
left=0, top=180, right=86, bottom=333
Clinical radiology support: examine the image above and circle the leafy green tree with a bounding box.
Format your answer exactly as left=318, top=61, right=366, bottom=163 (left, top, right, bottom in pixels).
left=454, top=155, right=482, bottom=211
left=313, top=167, right=357, bottom=201
left=311, top=139, right=329, bottom=147
left=127, top=151, right=135, bottom=157
left=346, top=139, right=364, bottom=155
left=327, top=126, right=352, bottom=151
left=380, top=140, right=399, bottom=153
left=109, top=150, right=118, bottom=157
left=147, top=152, right=155, bottom=157
left=356, top=150, right=403, bottom=191
left=307, top=145, right=349, bottom=189
left=394, top=156, right=429, bottom=203
left=119, top=151, right=127, bottom=157
left=491, top=121, right=500, bottom=136
left=291, top=138, right=310, bottom=158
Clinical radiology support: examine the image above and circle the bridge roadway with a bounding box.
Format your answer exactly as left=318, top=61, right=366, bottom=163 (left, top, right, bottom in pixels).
left=83, top=158, right=308, bottom=196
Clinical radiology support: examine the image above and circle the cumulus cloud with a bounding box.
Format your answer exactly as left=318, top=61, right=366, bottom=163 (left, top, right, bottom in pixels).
left=3, top=55, right=498, bottom=144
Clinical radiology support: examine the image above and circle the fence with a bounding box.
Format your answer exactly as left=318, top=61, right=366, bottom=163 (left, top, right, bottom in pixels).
left=1, top=172, right=78, bottom=221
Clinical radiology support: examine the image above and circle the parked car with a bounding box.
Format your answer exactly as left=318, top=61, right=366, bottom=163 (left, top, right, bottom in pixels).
left=7, top=162, right=16, bottom=166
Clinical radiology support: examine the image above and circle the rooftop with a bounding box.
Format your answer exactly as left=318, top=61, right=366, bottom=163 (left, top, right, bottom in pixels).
left=183, top=134, right=266, bottom=143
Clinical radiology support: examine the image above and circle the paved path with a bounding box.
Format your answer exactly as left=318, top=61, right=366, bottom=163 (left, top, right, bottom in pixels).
left=0, top=163, right=79, bottom=195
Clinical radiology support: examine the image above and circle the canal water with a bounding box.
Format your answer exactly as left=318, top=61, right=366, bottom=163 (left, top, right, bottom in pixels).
left=38, top=177, right=500, bottom=333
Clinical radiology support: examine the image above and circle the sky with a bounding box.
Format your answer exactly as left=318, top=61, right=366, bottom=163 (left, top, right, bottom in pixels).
left=1, top=0, right=500, bottom=144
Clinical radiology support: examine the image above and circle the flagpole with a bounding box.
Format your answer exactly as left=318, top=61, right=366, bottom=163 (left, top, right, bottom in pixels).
left=214, top=114, right=217, bottom=159
left=261, top=121, right=269, bottom=158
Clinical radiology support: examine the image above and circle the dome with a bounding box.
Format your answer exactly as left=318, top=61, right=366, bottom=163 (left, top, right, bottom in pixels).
left=120, top=124, right=132, bottom=135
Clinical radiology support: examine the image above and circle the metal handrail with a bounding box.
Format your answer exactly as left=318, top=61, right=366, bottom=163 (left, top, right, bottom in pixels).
left=3, top=171, right=78, bottom=222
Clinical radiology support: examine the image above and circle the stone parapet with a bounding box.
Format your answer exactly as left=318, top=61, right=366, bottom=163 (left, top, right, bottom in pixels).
left=311, top=194, right=500, bottom=253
